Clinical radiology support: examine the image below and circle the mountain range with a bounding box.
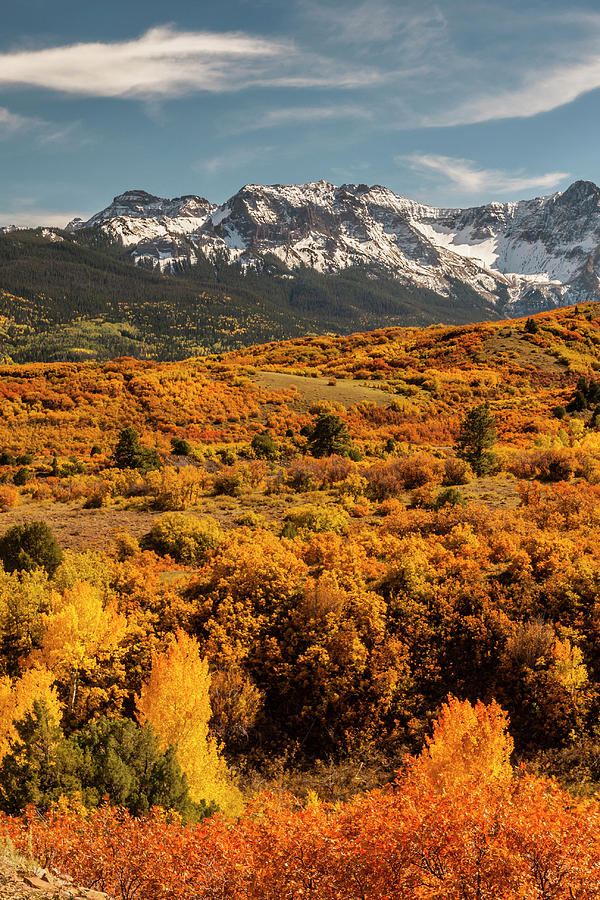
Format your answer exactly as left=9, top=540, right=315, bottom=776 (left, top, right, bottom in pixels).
left=67, top=178, right=600, bottom=317
left=1, top=178, right=600, bottom=361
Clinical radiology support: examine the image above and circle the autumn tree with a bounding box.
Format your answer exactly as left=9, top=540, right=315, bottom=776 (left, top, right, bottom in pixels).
left=33, top=582, right=127, bottom=722
left=0, top=666, right=61, bottom=764
left=135, top=629, right=242, bottom=815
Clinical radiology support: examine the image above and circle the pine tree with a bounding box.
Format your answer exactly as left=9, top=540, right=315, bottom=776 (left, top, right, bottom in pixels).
left=306, top=413, right=352, bottom=458
left=455, top=403, right=498, bottom=476
left=0, top=522, right=63, bottom=575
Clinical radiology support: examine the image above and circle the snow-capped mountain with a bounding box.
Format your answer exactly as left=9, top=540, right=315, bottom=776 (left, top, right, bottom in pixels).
left=67, top=179, right=600, bottom=316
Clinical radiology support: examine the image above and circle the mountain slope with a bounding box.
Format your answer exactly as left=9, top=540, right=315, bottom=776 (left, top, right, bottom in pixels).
left=69, top=179, right=600, bottom=316
left=0, top=228, right=497, bottom=362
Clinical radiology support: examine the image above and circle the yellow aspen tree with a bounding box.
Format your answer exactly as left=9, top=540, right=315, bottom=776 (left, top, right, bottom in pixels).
left=135, top=629, right=242, bottom=816
left=416, top=696, right=514, bottom=792
left=0, top=666, right=61, bottom=762
left=551, top=638, right=588, bottom=699
left=34, top=582, right=127, bottom=716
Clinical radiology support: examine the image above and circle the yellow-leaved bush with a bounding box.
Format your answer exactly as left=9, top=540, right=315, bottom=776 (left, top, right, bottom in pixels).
left=415, top=696, right=514, bottom=792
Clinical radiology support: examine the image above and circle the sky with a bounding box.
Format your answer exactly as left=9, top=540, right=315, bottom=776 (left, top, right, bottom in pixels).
left=1, top=0, right=600, bottom=226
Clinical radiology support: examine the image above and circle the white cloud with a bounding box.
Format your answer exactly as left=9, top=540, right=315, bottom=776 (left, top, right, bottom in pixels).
left=0, top=25, right=382, bottom=99
left=398, top=154, right=569, bottom=195
left=427, top=55, right=600, bottom=127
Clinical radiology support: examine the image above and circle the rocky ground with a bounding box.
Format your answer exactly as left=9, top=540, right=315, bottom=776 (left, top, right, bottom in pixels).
left=0, top=858, right=108, bottom=900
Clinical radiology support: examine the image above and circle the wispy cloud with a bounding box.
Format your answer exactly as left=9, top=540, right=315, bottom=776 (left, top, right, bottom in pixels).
left=0, top=106, right=34, bottom=137
left=224, top=104, right=373, bottom=135
left=194, top=145, right=276, bottom=176
left=0, top=25, right=383, bottom=99
left=300, top=0, right=448, bottom=55
left=426, top=53, right=600, bottom=127
left=398, top=154, right=569, bottom=195
left=0, top=104, right=88, bottom=149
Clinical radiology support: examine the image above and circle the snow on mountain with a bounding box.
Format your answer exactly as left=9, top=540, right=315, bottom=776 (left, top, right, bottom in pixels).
left=67, top=179, right=600, bottom=315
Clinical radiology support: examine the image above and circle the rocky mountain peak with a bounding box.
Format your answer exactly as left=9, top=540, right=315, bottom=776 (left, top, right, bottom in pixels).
left=69, top=178, right=600, bottom=316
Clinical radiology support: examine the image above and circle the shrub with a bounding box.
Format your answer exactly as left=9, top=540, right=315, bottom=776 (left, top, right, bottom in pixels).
left=506, top=619, right=555, bottom=668
left=442, top=456, right=473, bottom=486
left=146, top=467, right=207, bottom=510
left=15, top=453, right=34, bottom=466
left=0, top=452, right=16, bottom=466
left=212, top=463, right=266, bottom=497
left=366, top=453, right=442, bottom=499
left=250, top=431, right=279, bottom=461
left=282, top=503, right=349, bottom=537
left=508, top=449, right=574, bottom=483
left=0, top=486, right=18, bottom=512
left=533, top=449, right=574, bottom=483
left=212, top=468, right=245, bottom=497
left=170, top=437, right=193, bottom=456
left=434, top=487, right=465, bottom=509
left=0, top=521, right=63, bottom=575
left=112, top=530, right=140, bottom=561
left=286, top=455, right=356, bottom=493
left=143, top=513, right=222, bottom=564
left=234, top=511, right=265, bottom=527
left=13, top=467, right=31, bottom=487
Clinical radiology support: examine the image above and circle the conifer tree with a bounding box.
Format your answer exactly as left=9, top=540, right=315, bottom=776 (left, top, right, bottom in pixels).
left=455, top=403, right=498, bottom=476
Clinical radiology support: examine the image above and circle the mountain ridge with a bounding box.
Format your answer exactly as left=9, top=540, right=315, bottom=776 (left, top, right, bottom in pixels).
left=66, top=178, right=600, bottom=317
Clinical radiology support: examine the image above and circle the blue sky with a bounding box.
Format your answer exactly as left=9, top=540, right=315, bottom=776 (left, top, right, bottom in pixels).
left=1, top=0, right=600, bottom=225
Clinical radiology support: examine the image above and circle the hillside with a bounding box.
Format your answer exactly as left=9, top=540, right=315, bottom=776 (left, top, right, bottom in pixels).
left=0, top=227, right=496, bottom=363
left=0, top=306, right=600, bottom=897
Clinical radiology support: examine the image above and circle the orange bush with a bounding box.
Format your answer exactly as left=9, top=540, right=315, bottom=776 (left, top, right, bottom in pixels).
left=0, top=485, right=18, bottom=511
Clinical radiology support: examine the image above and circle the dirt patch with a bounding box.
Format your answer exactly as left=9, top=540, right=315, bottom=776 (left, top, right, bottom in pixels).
left=461, top=475, right=521, bottom=509
left=253, top=371, right=394, bottom=411
left=0, top=502, right=160, bottom=551
left=484, top=332, right=565, bottom=374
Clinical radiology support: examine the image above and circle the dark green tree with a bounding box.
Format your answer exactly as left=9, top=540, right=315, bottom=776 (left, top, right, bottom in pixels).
left=0, top=711, right=211, bottom=821
left=306, top=413, right=352, bottom=458
left=250, top=430, right=279, bottom=461
left=13, top=466, right=31, bottom=486
left=524, top=317, right=539, bottom=334
left=455, top=403, right=498, bottom=476
left=113, top=427, right=161, bottom=473
left=170, top=437, right=192, bottom=456
left=0, top=700, right=69, bottom=815
left=114, top=426, right=144, bottom=469
left=0, top=521, right=63, bottom=575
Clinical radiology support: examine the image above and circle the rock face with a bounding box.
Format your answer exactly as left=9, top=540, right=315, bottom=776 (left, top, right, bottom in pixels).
left=67, top=179, right=600, bottom=316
